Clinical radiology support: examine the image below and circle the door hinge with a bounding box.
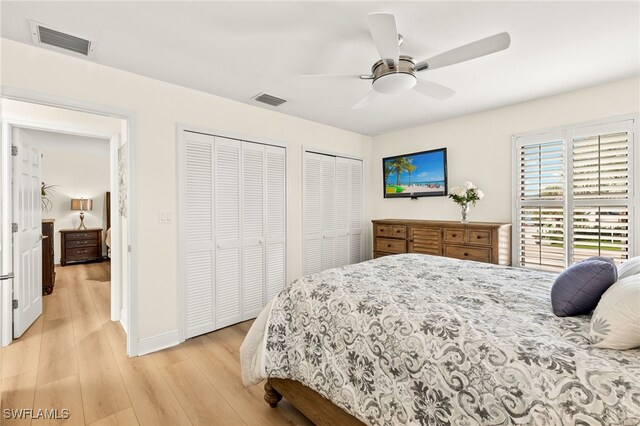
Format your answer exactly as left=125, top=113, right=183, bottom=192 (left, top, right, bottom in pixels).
left=12, top=299, right=18, bottom=309
left=12, top=223, right=18, bottom=233
left=11, top=145, right=18, bottom=156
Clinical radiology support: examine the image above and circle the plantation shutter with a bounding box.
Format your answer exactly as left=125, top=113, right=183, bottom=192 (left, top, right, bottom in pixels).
left=514, top=118, right=635, bottom=271
left=241, top=142, right=265, bottom=319
left=214, top=137, right=242, bottom=328
left=571, top=121, right=632, bottom=264
left=265, top=145, right=287, bottom=302
left=516, top=135, right=565, bottom=271
left=183, top=132, right=215, bottom=338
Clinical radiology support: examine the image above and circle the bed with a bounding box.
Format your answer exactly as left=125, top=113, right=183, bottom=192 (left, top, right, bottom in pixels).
left=240, top=254, right=640, bottom=425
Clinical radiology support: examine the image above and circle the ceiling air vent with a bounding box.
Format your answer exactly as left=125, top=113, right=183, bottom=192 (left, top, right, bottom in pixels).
left=252, top=93, right=287, bottom=107
left=29, top=20, right=95, bottom=57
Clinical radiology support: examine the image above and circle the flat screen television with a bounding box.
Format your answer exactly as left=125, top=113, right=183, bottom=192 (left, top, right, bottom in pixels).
left=383, top=148, right=448, bottom=198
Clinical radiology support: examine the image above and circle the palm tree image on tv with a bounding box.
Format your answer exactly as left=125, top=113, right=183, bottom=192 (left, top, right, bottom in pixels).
left=384, top=149, right=447, bottom=197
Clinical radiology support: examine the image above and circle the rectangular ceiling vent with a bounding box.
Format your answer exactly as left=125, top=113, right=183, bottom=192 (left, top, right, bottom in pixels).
left=253, top=93, right=287, bottom=107
left=29, top=20, right=95, bottom=57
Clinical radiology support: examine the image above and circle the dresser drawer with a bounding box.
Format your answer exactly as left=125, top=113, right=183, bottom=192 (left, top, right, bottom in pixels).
left=65, top=232, right=98, bottom=241
left=443, top=228, right=465, bottom=244
left=467, top=229, right=492, bottom=246
left=375, top=225, right=391, bottom=237
left=375, top=238, right=407, bottom=254
left=65, top=239, right=98, bottom=249
left=445, top=245, right=491, bottom=263
left=390, top=225, right=407, bottom=239
left=66, top=246, right=100, bottom=260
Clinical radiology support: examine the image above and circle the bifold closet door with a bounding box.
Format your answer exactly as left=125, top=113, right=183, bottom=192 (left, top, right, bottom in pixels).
left=183, top=132, right=215, bottom=338
left=265, top=146, right=287, bottom=302
left=183, top=132, right=287, bottom=338
left=214, top=137, right=243, bottom=329
left=303, top=152, right=364, bottom=274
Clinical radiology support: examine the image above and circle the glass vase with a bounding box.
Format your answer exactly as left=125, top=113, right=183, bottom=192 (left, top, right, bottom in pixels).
left=460, top=203, right=470, bottom=224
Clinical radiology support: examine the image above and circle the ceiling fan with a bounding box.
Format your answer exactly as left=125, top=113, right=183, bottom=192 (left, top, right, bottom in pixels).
left=304, top=13, right=511, bottom=109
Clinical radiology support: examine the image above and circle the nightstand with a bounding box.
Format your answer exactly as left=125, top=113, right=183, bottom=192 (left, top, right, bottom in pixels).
left=60, top=228, right=103, bottom=266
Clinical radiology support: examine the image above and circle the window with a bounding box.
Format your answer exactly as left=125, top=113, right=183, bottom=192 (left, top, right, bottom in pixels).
left=514, top=118, right=636, bottom=271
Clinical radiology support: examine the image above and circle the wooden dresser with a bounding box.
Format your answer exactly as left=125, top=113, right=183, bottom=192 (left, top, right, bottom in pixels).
left=42, top=220, right=55, bottom=294
left=60, top=228, right=103, bottom=266
left=372, top=219, right=512, bottom=265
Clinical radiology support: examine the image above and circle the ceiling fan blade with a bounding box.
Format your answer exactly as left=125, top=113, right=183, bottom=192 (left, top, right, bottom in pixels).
left=299, top=74, right=365, bottom=80
left=352, top=90, right=379, bottom=109
left=415, top=32, right=511, bottom=72
left=413, top=80, right=456, bottom=101
left=367, top=13, right=400, bottom=67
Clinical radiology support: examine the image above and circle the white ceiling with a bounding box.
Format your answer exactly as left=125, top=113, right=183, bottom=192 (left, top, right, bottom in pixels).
left=2, top=2, right=639, bottom=136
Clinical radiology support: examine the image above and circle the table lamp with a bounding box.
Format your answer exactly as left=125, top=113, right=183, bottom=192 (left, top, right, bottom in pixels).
left=70, top=198, right=93, bottom=230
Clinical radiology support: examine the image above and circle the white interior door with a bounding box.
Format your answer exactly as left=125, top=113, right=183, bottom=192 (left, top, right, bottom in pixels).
left=241, top=142, right=265, bottom=320
left=12, top=128, right=43, bottom=338
left=265, top=146, right=286, bottom=302
left=214, top=137, right=242, bottom=329
left=183, top=132, right=215, bottom=339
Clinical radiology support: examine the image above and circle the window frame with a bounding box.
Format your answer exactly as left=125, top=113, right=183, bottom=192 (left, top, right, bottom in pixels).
left=512, top=115, right=638, bottom=270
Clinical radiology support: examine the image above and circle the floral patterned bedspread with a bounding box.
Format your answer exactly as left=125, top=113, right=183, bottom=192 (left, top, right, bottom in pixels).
left=258, top=254, right=640, bottom=425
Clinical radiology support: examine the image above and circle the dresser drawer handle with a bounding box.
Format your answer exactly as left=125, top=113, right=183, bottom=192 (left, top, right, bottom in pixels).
left=477, top=235, right=482, bottom=239
left=396, top=229, right=402, bottom=233
left=452, top=234, right=457, bottom=237
left=464, top=252, right=469, bottom=256
left=387, top=244, right=392, bottom=248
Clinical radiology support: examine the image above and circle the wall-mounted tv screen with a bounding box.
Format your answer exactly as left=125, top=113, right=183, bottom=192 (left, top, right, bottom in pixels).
left=383, top=148, right=448, bottom=198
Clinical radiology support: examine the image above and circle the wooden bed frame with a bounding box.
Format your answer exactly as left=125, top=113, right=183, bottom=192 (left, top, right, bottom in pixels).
left=264, top=378, right=365, bottom=425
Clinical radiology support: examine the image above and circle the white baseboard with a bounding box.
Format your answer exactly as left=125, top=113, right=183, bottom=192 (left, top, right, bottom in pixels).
left=119, top=307, right=128, bottom=333
left=137, top=329, right=179, bottom=356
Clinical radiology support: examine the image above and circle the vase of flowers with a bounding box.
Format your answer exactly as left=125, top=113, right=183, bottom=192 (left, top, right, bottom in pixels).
left=448, top=182, right=484, bottom=224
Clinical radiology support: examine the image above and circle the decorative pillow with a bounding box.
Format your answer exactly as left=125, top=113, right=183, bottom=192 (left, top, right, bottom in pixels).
left=590, top=275, right=640, bottom=349
left=618, top=256, right=640, bottom=280
left=551, top=257, right=618, bottom=317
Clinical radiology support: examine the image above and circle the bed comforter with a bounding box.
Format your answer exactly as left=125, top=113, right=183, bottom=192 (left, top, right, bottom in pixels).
left=240, top=254, right=640, bottom=425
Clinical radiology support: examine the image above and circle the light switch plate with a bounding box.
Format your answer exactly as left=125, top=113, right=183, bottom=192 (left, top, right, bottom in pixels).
left=158, top=210, right=173, bottom=223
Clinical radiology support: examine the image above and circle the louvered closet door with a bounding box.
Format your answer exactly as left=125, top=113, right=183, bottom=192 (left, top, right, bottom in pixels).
left=184, top=132, right=215, bottom=338
left=334, top=157, right=351, bottom=267
left=321, top=155, right=337, bottom=270
left=214, top=137, right=242, bottom=329
left=303, top=152, right=323, bottom=274
left=265, top=146, right=286, bottom=302
left=348, top=159, right=364, bottom=264
left=242, top=142, right=265, bottom=319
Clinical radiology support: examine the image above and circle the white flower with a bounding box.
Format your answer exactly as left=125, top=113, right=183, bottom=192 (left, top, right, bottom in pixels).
left=463, top=181, right=476, bottom=189
left=450, top=186, right=466, bottom=197
left=476, top=189, right=484, bottom=199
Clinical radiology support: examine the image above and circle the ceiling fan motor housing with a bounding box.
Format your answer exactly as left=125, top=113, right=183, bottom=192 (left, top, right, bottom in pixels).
left=371, top=55, right=417, bottom=95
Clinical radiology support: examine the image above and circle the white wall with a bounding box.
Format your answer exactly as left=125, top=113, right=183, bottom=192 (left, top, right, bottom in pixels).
left=19, top=128, right=110, bottom=263
left=0, top=38, right=373, bottom=345
left=372, top=77, right=640, bottom=223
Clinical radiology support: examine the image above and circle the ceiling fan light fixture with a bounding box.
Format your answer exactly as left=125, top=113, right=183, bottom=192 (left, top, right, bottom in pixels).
left=372, top=73, right=417, bottom=94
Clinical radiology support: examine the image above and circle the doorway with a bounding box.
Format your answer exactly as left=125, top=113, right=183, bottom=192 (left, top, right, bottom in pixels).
left=0, top=96, right=134, bottom=354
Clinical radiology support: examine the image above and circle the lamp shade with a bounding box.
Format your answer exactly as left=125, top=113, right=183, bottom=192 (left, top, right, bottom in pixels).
left=70, top=198, right=93, bottom=211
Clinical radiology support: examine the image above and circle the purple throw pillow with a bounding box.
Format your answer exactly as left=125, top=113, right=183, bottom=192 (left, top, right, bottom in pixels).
left=551, top=257, right=618, bottom=317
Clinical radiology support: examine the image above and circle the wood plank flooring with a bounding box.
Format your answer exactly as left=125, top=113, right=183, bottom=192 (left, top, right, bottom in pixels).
left=1, top=262, right=312, bottom=425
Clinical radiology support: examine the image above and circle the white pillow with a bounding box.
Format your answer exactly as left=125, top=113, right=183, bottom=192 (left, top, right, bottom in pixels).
left=590, top=275, right=640, bottom=349
left=618, top=256, right=640, bottom=280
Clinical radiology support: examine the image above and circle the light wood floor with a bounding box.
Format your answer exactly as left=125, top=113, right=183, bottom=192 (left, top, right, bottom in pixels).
left=0, top=262, right=312, bottom=425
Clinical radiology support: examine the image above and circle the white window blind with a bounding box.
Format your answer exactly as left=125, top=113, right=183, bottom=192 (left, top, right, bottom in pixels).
left=514, top=118, right=635, bottom=271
